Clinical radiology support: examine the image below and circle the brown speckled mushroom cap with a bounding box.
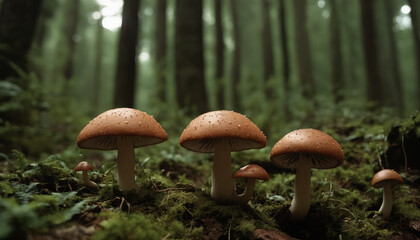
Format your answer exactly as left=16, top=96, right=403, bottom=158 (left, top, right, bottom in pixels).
left=77, top=108, right=167, bottom=150
left=270, top=128, right=344, bottom=169
left=179, top=110, right=266, bottom=153
left=371, top=169, right=403, bottom=188
left=74, top=161, right=94, bottom=172
left=233, top=164, right=269, bottom=180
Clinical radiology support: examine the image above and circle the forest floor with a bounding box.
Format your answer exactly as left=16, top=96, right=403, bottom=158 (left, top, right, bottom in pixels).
left=0, top=110, right=420, bottom=240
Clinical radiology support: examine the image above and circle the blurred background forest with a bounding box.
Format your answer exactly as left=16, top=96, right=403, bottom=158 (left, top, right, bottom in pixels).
left=1, top=0, right=420, bottom=157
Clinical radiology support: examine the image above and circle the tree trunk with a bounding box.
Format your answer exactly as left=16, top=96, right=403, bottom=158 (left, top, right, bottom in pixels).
left=261, top=0, right=275, bottom=99
left=0, top=0, right=43, bottom=81
left=92, top=17, right=104, bottom=112
left=278, top=0, right=291, bottom=119
left=293, top=0, right=316, bottom=101
left=230, top=0, right=241, bottom=112
left=360, top=0, right=383, bottom=105
left=114, top=0, right=140, bottom=108
left=407, top=0, right=420, bottom=107
left=383, top=0, right=403, bottom=114
left=155, top=0, right=167, bottom=102
left=175, top=0, right=207, bottom=115
left=329, top=0, right=344, bottom=103
left=215, top=0, right=225, bottom=109
left=63, top=0, right=80, bottom=81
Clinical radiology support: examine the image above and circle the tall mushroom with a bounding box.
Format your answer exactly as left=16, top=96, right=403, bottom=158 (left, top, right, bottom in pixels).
left=233, top=164, right=269, bottom=204
left=77, top=108, right=167, bottom=191
left=371, top=169, right=403, bottom=217
left=179, top=110, right=266, bottom=202
left=270, top=128, right=344, bottom=221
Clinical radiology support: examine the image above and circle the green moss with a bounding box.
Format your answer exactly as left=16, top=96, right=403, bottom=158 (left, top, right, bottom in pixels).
left=93, top=212, right=166, bottom=240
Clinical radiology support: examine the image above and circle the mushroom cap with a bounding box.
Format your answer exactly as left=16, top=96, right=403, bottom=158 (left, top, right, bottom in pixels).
left=179, top=110, right=266, bottom=153
left=77, top=108, right=168, bottom=150
left=232, top=164, right=269, bottom=180
left=74, top=161, right=94, bottom=172
left=371, top=169, right=403, bottom=188
left=270, top=128, right=344, bottom=169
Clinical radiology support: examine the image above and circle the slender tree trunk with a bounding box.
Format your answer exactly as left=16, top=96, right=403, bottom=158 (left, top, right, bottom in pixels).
left=230, top=0, right=241, bottom=112
left=261, top=0, right=275, bottom=99
left=329, top=0, right=344, bottom=103
left=63, top=0, right=80, bottom=81
left=0, top=0, right=43, bottom=81
left=278, top=0, right=291, bottom=119
left=407, top=0, right=420, bottom=107
left=92, top=17, right=104, bottom=112
left=215, top=0, right=225, bottom=109
left=360, top=0, right=383, bottom=105
left=293, top=0, right=316, bottom=101
left=175, top=0, right=207, bottom=115
left=383, top=0, right=403, bottom=114
left=155, top=0, right=167, bottom=102
left=114, top=0, right=140, bottom=108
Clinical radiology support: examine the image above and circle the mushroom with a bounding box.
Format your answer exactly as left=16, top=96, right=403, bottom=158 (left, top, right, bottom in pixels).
left=74, top=161, right=98, bottom=188
left=232, top=164, right=269, bottom=204
left=371, top=169, right=403, bottom=217
left=270, top=128, right=344, bottom=221
left=77, top=108, right=167, bottom=191
left=179, top=110, right=266, bottom=202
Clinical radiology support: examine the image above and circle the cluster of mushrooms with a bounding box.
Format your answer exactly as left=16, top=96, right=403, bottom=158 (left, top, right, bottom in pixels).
left=74, top=108, right=404, bottom=221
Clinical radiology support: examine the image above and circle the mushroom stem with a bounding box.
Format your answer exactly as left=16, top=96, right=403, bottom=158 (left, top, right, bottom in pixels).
left=211, top=139, right=236, bottom=201
left=82, top=171, right=98, bottom=188
left=236, top=178, right=256, bottom=204
left=116, top=136, right=139, bottom=191
left=379, top=184, right=393, bottom=217
left=289, top=154, right=312, bottom=221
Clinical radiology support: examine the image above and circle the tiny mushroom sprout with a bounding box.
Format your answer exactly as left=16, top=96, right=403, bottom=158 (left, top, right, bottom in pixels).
left=371, top=169, right=404, bottom=217
left=77, top=108, right=167, bottom=191
left=232, top=164, right=269, bottom=204
left=179, top=110, right=266, bottom=202
left=74, top=161, right=98, bottom=188
left=270, top=128, right=344, bottom=221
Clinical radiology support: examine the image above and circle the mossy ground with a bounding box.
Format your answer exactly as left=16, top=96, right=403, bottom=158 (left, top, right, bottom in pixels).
left=0, top=112, right=420, bottom=239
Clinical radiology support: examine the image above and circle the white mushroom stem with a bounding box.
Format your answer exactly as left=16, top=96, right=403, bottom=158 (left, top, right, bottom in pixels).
left=378, top=184, right=393, bottom=217
left=82, top=171, right=98, bottom=188
left=211, top=139, right=236, bottom=201
left=236, top=178, right=256, bottom=204
left=116, top=136, right=139, bottom=191
left=289, top=154, right=312, bottom=221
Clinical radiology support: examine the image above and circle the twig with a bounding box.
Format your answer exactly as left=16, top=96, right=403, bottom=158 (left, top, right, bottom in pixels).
left=402, top=135, right=408, bottom=174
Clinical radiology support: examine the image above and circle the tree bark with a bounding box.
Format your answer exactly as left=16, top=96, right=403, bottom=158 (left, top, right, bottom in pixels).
left=261, top=0, right=275, bottom=99
left=114, top=0, right=140, bottom=108
left=383, top=0, right=403, bottom=114
left=63, top=0, right=80, bottom=81
left=215, top=0, right=225, bottom=109
left=329, top=0, right=344, bottom=103
left=230, top=0, right=241, bottom=111
left=278, top=0, right=291, bottom=119
left=155, top=0, right=167, bottom=102
left=293, top=0, right=316, bottom=101
left=175, top=0, right=207, bottom=115
left=407, top=0, right=420, bottom=107
left=92, top=17, right=104, bottom=112
left=0, top=0, right=43, bottom=81
left=360, top=0, right=383, bottom=105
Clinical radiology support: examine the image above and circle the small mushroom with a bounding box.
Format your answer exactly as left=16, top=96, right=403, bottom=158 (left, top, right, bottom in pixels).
left=77, top=108, right=167, bottom=191
left=179, top=110, right=266, bottom=202
left=371, top=169, right=403, bottom=217
left=74, top=161, right=98, bottom=188
left=270, top=128, right=344, bottom=221
left=233, top=164, right=269, bottom=204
